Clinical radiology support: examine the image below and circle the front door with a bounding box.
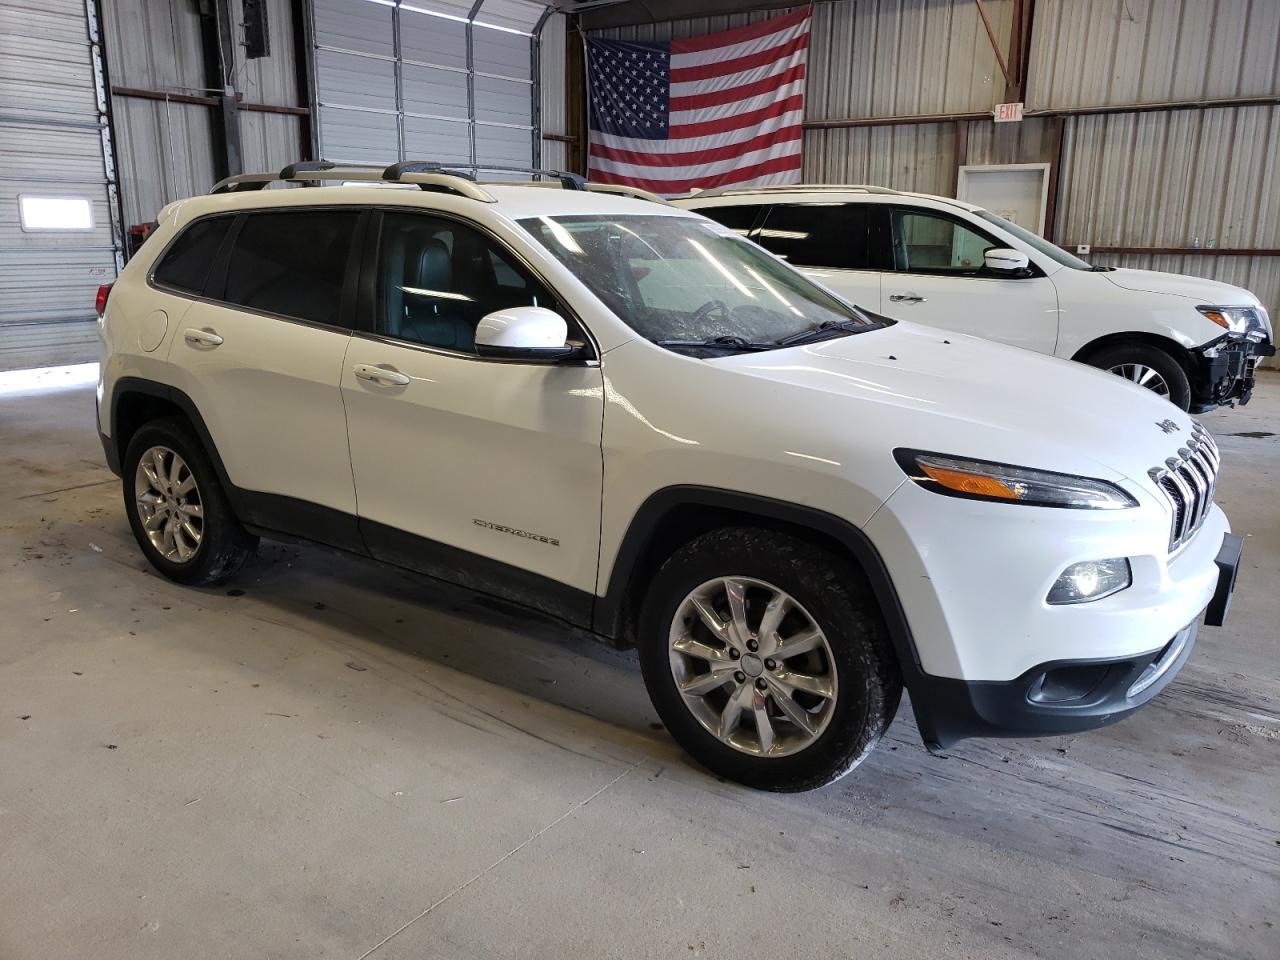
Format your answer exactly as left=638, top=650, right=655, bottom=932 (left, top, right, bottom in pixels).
left=340, top=210, right=605, bottom=624
left=881, top=206, right=1059, bottom=354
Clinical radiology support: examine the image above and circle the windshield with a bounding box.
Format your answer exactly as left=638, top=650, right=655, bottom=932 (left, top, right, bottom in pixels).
left=518, top=214, right=886, bottom=352
left=973, top=209, right=1094, bottom=270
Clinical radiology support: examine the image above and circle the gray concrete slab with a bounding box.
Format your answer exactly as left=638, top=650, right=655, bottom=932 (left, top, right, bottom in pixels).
left=1, top=373, right=1276, bottom=960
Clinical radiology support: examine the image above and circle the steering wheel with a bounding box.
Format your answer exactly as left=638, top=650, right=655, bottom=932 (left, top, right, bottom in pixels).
left=690, top=299, right=732, bottom=325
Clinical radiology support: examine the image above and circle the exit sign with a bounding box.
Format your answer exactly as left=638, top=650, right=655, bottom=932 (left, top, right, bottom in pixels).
left=994, top=101, right=1024, bottom=123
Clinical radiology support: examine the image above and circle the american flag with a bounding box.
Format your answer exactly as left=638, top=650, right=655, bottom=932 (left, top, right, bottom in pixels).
left=586, top=9, right=811, bottom=196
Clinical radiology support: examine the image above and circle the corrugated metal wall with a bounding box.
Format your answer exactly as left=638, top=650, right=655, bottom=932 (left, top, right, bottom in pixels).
left=589, top=0, right=1280, bottom=350
left=0, top=0, right=119, bottom=369
left=103, top=0, right=303, bottom=227
left=1028, top=0, right=1280, bottom=110
left=538, top=11, right=568, bottom=170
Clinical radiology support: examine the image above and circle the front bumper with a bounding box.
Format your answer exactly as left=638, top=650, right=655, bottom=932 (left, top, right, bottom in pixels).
left=911, top=620, right=1198, bottom=749
left=1191, top=335, right=1275, bottom=412
left=907, top=533, right=1243, bottom=749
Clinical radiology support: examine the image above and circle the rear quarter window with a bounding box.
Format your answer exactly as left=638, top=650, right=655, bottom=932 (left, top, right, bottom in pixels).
left=152, top=216, right=234, bottom=295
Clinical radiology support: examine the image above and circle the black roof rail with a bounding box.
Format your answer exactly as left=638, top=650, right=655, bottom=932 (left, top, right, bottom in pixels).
left=278, top=160, right=339, bottom=179
left=387, top=160, right=586, bottom=191
left=384, top=160, right=477, bottom=181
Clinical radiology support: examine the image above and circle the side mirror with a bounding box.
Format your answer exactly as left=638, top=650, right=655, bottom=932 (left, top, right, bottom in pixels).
left=983, top=247, right=1031, bottom=275
left=475, top=306, right=580, bottom=361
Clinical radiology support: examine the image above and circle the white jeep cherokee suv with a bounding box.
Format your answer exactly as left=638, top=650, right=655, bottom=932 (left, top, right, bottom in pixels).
left=677, top=185, right=1275, bottom=412
left=96, top=162, right=1243, bottom=792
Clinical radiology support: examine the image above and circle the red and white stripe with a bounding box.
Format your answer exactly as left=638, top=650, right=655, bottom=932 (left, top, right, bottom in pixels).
left=588, top=8, right=811, bottom=196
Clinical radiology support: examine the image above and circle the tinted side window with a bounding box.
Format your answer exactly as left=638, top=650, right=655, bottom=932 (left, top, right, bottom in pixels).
left=153, top=217, right=233, bottom=294
left=754, top=204, right=871, bottom=270
left=890, top=209, right=999, bottom=274
left=377, top=211, right=561, bottom=354
left=693, top=204, right=763, bottom=236
left=223, top=210, right=359, bottom=326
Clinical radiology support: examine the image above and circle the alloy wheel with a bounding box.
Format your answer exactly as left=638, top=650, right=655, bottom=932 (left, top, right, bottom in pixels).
left=133, top=445, right=204, bottom=563
left=1108, top=362, right=1171, bottom=397
left=668, top=576, right=838, bottom=757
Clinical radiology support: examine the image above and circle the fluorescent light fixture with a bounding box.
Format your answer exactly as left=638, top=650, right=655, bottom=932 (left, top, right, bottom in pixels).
left=19, top=195, right=93, bottom=232
left=757, top=228, right=809, bottom=240
left=539, top=216, right=583, bottom=255
left=400, top=286, right=474, bottom=301
left=744, top=266, right=802, bottom=316
left=686, top=238, right=755, bottom=298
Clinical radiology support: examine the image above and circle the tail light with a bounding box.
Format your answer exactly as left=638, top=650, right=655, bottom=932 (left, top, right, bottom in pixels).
left=95, top=282, right=113, bottom=317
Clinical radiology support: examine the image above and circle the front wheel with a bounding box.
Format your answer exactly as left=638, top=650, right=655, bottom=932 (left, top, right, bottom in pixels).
left=1085, top=343, right=1192, bottom=411
left=638, top=528, right=901, bottom=792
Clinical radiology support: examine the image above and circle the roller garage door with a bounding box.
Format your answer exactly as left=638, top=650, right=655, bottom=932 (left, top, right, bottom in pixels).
left=0, top=0, right=121, bottom=370
left=310, top=0, right=550, bottom=172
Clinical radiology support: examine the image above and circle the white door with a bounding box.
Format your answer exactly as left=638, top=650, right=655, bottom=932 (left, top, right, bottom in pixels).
left=165, top=209, right=360, bottom=514
left=882, top=206, right=1059, bottom=354
left=956, top=163, right=1050, bottom=237
left=340, top=211, right=605, bottom=622
left=752, top=202, right=883, bottom=313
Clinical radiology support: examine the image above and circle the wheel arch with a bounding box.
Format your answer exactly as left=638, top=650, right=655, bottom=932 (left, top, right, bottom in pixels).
left=593, top=486, right=921, bottom=672
left=1070, top=331, right=1196, bottom=372
left=108, top=378, right=241, bottom=513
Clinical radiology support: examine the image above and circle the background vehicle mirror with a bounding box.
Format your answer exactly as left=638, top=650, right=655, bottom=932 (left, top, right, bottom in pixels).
left=983, top=247, right=1031, bottom=275
left=475, top=307, right=580, bottom=361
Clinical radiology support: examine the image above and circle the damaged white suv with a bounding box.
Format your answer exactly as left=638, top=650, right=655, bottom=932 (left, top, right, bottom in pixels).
left=97, top=163, right=1243, bottom=791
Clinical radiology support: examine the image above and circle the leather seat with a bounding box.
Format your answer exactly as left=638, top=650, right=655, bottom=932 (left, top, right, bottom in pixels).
left=390, top=235, right=477, bottom=352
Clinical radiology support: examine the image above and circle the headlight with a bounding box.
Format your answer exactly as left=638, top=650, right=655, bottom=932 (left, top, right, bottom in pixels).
left=1047, top=558, right=1132, bottom=604
left=1198, top=305, right=1268, bottom=340
left=894, top=450, right=1138, bottom=509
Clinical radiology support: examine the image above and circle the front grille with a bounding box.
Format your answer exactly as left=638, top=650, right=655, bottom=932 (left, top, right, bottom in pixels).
left=1149, top=422, right=1219, bottom=552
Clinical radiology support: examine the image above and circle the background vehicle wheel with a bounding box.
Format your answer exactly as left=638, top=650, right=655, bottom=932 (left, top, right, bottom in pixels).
left=1085, top=343, right=1191, bottom=411
left=123, top=418, right=257, bottom=585
left=638, top=527, right=901, bottom=792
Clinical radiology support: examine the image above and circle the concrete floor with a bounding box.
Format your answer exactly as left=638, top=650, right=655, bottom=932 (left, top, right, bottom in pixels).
left=2, top=372, right=1277, bottom=960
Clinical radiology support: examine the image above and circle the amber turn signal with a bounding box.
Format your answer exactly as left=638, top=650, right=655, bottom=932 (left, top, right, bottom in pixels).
left=918, top=463, right=1020, bottom=500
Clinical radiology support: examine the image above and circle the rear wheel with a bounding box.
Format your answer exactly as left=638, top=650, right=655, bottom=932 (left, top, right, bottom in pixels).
left=1085, top=342, right=1192, bottom=411
left=123, top=418, right=257, bottom=585
left=638, top=527, right=901, bottom=791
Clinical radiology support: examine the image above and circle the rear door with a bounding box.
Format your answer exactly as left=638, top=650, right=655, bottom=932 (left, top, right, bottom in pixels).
left=882, top=206, right=1059, bottom=353
left=165, top=207, right=363, bottom=530
left=751, top=203, right=884, bottom=313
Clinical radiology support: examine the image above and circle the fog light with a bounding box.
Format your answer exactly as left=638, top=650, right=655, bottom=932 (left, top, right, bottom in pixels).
left=1047, top=558, right=1131, bottom=604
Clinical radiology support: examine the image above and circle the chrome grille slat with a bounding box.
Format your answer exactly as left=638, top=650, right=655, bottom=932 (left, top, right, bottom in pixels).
left=1150, top=424, right=1220, bottom=552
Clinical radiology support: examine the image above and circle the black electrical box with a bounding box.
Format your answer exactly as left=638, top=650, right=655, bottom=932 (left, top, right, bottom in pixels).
left=243, top=0, right=270, bottom=59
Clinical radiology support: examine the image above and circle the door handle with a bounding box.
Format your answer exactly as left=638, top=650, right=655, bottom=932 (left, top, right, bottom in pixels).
left=184, top=328, right=223, bottom=346
left=888, top=294, right=927, bottom=304
left=353, top=363, right=411, bottom=387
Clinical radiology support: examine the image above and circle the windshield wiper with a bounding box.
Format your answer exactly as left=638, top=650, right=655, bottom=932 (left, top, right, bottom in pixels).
left=777, top=319, right=869, bottom=347
left=654, top=335, right=776, bottom=352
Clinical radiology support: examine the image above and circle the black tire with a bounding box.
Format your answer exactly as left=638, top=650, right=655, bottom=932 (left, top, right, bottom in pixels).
left=122, top=417, right=257, bottom=585
left=638, top=527, right=902, bottom=792
left=1084, top=342, right=1192, bottom=411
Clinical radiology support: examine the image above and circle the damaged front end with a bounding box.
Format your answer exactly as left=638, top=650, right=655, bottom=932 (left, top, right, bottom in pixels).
left=1190, top=333, right=1276, bottom=413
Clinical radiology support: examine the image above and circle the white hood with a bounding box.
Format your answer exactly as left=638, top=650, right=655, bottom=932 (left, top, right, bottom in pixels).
left=1102, top=268, right=1262, bottom=307
left=711, top=322, right=1198, bottom=488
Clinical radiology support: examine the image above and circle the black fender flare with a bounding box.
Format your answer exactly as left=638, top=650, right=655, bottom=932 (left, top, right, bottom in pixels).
left=106, top=377, right=245, bottom=516
left=593, top=485, right=923, bottom=669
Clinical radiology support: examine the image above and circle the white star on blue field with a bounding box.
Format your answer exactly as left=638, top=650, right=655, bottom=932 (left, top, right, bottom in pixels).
left=587, top=39, right=671, bottom=140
